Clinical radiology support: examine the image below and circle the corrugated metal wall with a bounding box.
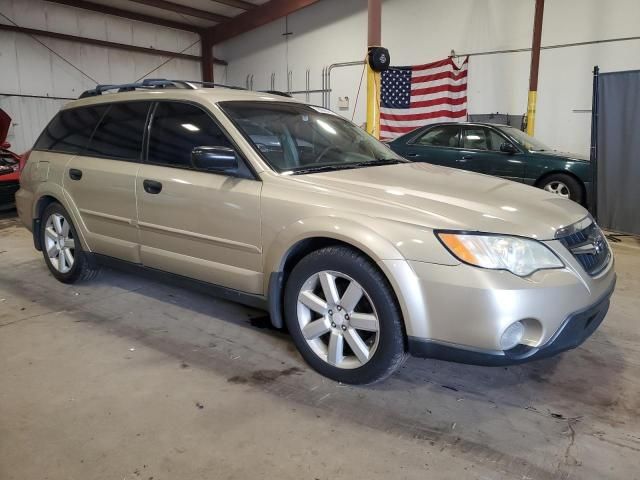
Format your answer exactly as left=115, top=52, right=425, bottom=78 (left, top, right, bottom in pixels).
left=0, top=0, right=202, bottom=152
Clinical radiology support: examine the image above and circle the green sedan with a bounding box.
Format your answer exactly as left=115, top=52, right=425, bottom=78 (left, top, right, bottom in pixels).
left=387, top=122, right=592, bottom=205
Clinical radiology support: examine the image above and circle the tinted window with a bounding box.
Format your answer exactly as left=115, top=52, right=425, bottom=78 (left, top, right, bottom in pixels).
left=85, top=102, right=150, bottom=160
left=462, top=127, right=490, bottom=150
left=148, top=102, right=234, bottom=168
left=34, top=106, right=106, bottom=154
left=416, top=126, right=460, bottom=147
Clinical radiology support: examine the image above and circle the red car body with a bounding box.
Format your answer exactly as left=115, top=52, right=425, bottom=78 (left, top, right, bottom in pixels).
left=0, top=108, right=23, bottom=208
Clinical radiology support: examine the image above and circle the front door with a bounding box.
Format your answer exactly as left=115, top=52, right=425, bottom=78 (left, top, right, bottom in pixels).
left=64, top=101, right=150, bottom=262
left=458, top=126, right=525, bottom=180
left=136, top=101, right=263, bottom=294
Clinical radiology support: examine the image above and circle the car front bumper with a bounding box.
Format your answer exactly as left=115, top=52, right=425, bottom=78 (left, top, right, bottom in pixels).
left=382, top=239, right=616, bottom=366
left=407, top=280, right=614, bottom=365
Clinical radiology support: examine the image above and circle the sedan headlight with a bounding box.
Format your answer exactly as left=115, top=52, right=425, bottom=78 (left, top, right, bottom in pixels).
left=436, top=232, right=563, bottom=277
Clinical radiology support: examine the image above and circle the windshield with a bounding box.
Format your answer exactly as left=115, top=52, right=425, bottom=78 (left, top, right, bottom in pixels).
left=220, top=101, right=405, bottom=174
left=501, top=126, right=552, bottom=152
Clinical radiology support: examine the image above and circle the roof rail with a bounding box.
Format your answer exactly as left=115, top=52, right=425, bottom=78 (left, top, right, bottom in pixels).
left=77, top=79, right=292, bottom=99
left=172, top=80, right=247, bottom=91
left=78, top=79, right=196, bottom=99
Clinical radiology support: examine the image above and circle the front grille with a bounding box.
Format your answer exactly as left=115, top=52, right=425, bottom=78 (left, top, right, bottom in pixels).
left=557, top=219, right=610, bottom=276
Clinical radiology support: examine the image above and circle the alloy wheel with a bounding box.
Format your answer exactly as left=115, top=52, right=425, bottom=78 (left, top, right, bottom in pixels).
left=544, top=181, right=570, bottom=198
left=296, top=270, right=380, bottom=369
left=44, top=213, right=75, bottom=274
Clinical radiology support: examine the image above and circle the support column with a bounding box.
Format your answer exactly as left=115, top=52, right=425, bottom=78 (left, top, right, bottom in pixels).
left=366, top=0, right=381, bottom=138
left=201, top=31, right=214, bottom=83
left=526, top=0, right=545, bottom=136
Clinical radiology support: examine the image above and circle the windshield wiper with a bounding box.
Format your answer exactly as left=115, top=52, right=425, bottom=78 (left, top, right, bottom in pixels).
left=356, top=158, right=408, bottom=166
left=291, top=164, right=361, bottom=175
left=290, top=158, right=407, bottom=175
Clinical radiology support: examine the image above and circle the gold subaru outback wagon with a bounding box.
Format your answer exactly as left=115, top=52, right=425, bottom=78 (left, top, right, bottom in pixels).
left=16, top=81, right=616, bottom=384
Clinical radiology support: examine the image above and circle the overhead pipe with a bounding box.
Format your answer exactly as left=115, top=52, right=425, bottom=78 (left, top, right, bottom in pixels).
left=324, top=60, right=365, bottom=109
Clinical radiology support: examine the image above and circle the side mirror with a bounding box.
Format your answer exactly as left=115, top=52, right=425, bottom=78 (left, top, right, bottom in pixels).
left=192, top=146, right=238, bottom=174
left=500, top=142, right=517, bottom=154
left=1, top=141, right=11, bottom=150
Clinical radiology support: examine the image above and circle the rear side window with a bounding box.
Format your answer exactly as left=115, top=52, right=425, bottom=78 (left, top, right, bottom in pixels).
left=416, top=126, right=460, bottom=147
left=34, top=106, right=106, bottom=154
left=85, top=102, right=150, bottom=161
left=148, top=102, right=234, bottom=169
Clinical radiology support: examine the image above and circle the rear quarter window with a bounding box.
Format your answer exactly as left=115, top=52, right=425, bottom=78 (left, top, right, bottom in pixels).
left=34, top=106, right=107, bottom=154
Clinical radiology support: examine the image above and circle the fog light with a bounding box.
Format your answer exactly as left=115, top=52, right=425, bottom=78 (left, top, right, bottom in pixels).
left=500, top=321, right=525, bottom=350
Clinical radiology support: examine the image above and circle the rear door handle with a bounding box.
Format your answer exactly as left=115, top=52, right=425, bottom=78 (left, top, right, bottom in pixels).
left=69, top=168, right=82, bottom=180
left=458, top=155, right=473, bottom=162
left=143, top=179, right=162, bottom=194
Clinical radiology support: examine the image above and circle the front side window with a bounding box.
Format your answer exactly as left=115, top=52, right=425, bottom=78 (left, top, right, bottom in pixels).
left=415, top=125, right=460, bottom=148
left=462, top=127, right=490, bottom=150
left=85, top=102, right=150, bottom=160
left=148, top=102, right=234, bottom=169
left=35, top=106, right=107, bottom=154
left=220, top=102, right=404, bottom=174
left=487, top=129, right=508, bottom=151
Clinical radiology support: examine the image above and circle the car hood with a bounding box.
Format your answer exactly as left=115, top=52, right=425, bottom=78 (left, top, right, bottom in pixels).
left=294, top=162, right=588, bottom=240
left=0, top=109, right=10, bottom=145
left=532, top=149, right=590, bottom=162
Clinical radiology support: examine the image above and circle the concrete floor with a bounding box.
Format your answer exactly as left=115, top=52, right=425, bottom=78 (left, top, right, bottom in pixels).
left=1, top=211, right=639, bottom=480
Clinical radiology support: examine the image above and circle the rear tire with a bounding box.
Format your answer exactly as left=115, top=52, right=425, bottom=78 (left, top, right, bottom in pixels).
left=539, top=173, right=584, bottom=204
left=284, top=246, right=407, bottom=384
left=40, top=202, right=100, bottom=284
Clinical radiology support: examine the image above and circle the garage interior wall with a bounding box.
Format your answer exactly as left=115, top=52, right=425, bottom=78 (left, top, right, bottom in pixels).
left=214, top=0, right=640, bottom=156
left=0, top=0, right=202, bottom=152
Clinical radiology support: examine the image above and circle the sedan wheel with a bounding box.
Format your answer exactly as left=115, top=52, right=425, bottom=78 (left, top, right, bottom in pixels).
left=297, top=270, right=380, bottom=369
left=44, top=212, right=75, bottom=274
left=543, top=180, right=570, bottom=198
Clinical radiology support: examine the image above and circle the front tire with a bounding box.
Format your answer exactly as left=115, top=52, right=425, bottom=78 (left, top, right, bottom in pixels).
left=40, top=202, right=99, bottom=284
left=284, top=246, right=407, bottom=384
left=539, top=173, right=584, bottom=204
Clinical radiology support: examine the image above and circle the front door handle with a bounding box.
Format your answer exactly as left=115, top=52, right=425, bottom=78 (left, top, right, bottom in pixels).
left=143, top=179, right=163, bottom=194
left=69, top=168, right=82, bottom=180
left=406, top=153, right=420, bottom=158
left=458, top=155, right=473, bottom=162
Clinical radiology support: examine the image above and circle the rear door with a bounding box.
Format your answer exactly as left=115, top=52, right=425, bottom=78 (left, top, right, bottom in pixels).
left=400, top=125, right=461, bottom=167
left=64, top=101, right=150, bottom=262
left=136, top=101, right=263, bottom=294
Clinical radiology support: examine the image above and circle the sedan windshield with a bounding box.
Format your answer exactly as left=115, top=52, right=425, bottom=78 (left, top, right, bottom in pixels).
left=220, top=101, right=406, bottom=174
left=501, top=126, right=552, bottom=152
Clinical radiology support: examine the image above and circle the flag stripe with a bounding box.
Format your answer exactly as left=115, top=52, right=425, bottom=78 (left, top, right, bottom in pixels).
left=380, top=56, right=468, bottom=140
left=411, top=69, right=468, bottom=85
left=381, top=108, right=467, bottom=123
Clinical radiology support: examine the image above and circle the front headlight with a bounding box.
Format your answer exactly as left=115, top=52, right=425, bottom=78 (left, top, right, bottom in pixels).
left=436, top=232, right=564, bottom=277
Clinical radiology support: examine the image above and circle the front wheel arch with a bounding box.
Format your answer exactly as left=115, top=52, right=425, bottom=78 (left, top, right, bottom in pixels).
left=268, top=237, right=406, bottom=344
left=534, top=171, right=586, bottom=205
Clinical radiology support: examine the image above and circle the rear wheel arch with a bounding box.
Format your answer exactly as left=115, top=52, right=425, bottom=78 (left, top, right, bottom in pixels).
left=32, top=195, right=61, bottom=251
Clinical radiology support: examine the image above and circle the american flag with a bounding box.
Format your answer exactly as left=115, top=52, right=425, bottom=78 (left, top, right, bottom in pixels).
left=379, top=57, right=469, bottom=140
